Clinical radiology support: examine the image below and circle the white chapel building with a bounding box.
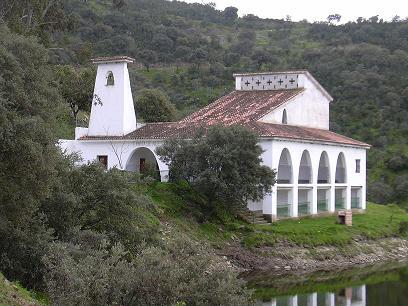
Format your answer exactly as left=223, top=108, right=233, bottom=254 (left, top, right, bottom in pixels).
left=59, top=56, right=370, bottom=221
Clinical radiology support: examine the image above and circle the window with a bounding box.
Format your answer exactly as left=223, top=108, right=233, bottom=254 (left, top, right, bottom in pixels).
left=98, top=155, right=108, bottom=169
left=282, top=109, right=288, bottom=124
left=106, top=71, right=114, bottom=86
left=355, top=159, right=361, bottom=173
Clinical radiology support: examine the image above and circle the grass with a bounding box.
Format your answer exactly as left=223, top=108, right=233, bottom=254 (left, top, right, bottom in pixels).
left=0, top=273, right=46, bottom=306
left=242, top=203, right=408, bottom=247
left=147, top=182, right=408, bottom=248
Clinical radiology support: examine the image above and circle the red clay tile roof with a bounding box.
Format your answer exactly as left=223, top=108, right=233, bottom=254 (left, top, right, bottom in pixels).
left=81, top=89, right=370, bottom=148
left=179, top=89, right=304, bottom=126
left=83, top=121, right=369, bottom=148
left=246, top=122, right=370, bottom=147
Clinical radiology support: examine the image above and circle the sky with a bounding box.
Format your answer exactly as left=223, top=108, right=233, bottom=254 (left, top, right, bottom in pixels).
left=180, top=0, right=406, bottom=23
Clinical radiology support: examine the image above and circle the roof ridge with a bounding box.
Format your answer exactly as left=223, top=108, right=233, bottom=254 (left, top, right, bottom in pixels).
left=233, top=70, right=309, bottom=76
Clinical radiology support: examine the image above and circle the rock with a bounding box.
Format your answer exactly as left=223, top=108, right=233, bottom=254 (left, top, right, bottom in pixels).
left=284, top=266, right=291, bottom=270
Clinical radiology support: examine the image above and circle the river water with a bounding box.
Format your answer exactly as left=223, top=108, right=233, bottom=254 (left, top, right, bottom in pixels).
left=246, top=262, right=408, bottom=306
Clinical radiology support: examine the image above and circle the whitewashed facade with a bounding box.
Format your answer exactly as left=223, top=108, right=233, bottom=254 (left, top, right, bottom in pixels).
left=60, top=56, right=369, bottom=221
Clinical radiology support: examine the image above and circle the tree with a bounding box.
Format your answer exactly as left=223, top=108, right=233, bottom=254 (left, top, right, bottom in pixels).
left=251, top=48, right=276, bottom=69
left=2, top=0, right=69, bottom=41
left=140, top=49, right=158, bottom=71
left=190, top=48, right=208, bottom=69
left=223, top=7, right=238, bottom=24
left=174, top=45, right=192, bottom=70
left=112, top=0, right=126, bottom=10
left=136, top=89, right=176, bottom=122
left=41, top=162, right=159, bottom=253
left=55, top=65, right=95, bottom=125
left=156, top=125, right=276, bottom=213
left=327, top=14, right=341, bottom=24
left=0, top=25, right=63, bottom=287
left=151, top=33, right=174, bottom=53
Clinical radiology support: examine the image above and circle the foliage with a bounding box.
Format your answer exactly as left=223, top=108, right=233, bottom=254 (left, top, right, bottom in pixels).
left=399, top=221, right=408, bottom=235
left=43, top=232, right=251, bottom=306
left=55, top=65, right=95, bottom=125
left=41, top=162, right=159, bottom=251
left=2, top=0, right=74, bottom=44
left=136, top=88, right=176, bottom=122
left=157, top=125, right=276, bottom=213
left=0, top=25, right=62, bottom=288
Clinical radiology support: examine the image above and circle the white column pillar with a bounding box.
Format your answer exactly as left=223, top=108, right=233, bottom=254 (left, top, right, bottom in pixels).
left=346, top=185, right=351, bottom=210
left=292, top=187, right=298, bottom=217
left=308, top=292, right=317, bottom=306
left=289, top=295, right=298, bottom=306
left=362, top=185, right=367, bottom=210
left=329, top=186, right=335, bottom=212
left=272, top=186, right=277, bottom=219
left=311, top=186, right=318, bottom=214
left=326, top=293, right=335, bottom=306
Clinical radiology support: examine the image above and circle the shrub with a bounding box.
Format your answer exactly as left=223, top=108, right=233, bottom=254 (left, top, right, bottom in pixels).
left=399, top=221, right=408, bottom=235
left=43, top=233, right=252, bottom=306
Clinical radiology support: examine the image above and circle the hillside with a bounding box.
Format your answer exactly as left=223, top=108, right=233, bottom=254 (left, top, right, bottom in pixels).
left=41, top=0, right=408, bottom=207
left=0, top=273, right=43, bottom=306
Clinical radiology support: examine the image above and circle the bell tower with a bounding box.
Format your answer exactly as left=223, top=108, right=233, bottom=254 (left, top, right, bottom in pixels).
left=88, top=56, right=137, bottom=136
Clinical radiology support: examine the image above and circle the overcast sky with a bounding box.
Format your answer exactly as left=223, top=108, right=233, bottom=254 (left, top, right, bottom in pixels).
left=179, top=0, right=406, bottom=22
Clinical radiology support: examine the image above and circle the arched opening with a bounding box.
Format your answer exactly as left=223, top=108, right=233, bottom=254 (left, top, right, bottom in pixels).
left=335, top=152, right=347, bottom=183
left=317, top=151, right=330, bottom=184
left=298, top=150, right=312, bottom=184
left=282, top=109, right=288, bottom=124
left=125, top=147, right=160, bottom=181
left=106, top=71, right=115, bottom=86
left=277, top=148, right=293, bottom=184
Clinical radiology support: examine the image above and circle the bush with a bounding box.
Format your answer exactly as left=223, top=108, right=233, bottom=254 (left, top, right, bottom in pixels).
left=368, top=181, right=393, bottom=204
left=43, top=233, right=252, bottom=306
left=399, top=221, right=408, bottom=235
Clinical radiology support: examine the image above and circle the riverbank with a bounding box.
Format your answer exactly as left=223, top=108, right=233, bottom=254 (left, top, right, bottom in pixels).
left=220, top=237, right=408, bottom=276
left=149, top=182, right=408, bottom=276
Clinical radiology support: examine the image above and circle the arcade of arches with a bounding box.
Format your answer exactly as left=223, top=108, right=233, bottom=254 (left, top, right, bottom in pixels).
left=275, top=148, right=362, bottom=219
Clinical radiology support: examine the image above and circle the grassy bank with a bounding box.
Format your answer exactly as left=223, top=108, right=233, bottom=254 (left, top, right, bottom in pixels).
left=147, top=182, right=408, bottom=248
left=0, top=273, right=45, bottom=306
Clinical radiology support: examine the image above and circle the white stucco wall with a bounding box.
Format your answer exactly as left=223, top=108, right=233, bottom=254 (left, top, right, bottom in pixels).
left=58, top=138, right=169, bottom=181
left=88, top=61, right=136, bottom=136
left=258, top=79, right=330, bottom=129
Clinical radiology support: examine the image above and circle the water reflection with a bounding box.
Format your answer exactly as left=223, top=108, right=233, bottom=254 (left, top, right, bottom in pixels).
left=255, top=285, right=366, bottom=306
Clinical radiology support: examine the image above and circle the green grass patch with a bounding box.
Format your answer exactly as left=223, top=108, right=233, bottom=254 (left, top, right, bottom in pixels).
left=0, top=273, right=46, bottom=305
left=146, top=182, right=408, bottom=248
left=243, top=203, right=408, bottom=247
